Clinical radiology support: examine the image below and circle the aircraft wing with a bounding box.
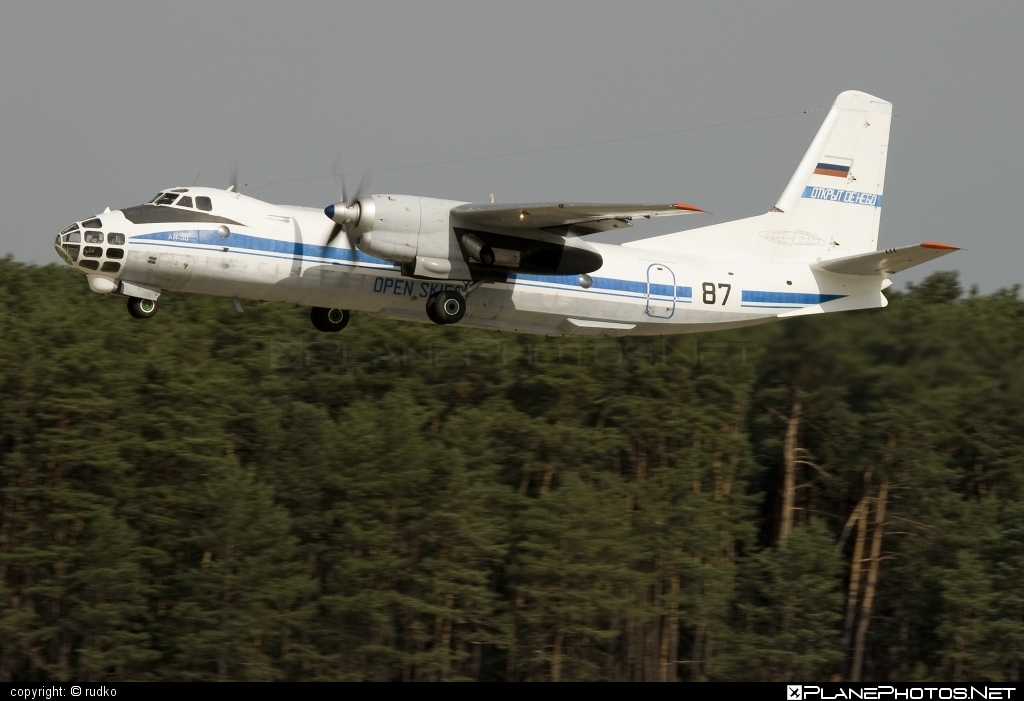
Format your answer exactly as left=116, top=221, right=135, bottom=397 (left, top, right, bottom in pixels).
left=450, top=202, right=704, bottom=233
left=815, top=242, right=961, bottom=276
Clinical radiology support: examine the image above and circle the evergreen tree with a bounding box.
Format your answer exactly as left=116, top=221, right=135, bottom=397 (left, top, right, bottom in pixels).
left=733, top=520, right=844, bottom=681
left=1, top=260, right=1022, bottom=682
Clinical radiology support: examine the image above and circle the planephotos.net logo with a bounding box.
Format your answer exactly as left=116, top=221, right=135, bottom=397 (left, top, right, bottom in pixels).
left=787, top=687, right=1016, bottom=701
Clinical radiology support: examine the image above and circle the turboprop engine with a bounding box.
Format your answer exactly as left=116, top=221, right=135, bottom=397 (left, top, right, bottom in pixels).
left=325, top=195, right=604, bottom=282
left=326, top=194, right=473, bottom=279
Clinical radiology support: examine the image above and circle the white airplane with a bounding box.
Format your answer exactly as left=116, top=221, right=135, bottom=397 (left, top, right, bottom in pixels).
left=56, top=90, right=958, bottom=337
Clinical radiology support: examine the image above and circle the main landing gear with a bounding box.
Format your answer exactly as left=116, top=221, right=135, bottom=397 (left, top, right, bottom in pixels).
left=425, top=289, right=467, bottom=325
left=127, top=297, right=158, bottom=319
left=311, top=307, right=350, bottom=333
left=426, top=282, right=482, bottom=325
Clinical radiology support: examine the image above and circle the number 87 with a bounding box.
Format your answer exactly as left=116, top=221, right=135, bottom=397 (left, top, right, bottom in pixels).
left=702, top=282, right=731, bottom=305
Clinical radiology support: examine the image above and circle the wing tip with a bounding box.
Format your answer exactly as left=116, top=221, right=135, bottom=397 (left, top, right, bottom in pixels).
left=920, top=241, right=960, bottom=250
left=673, top=203, right=705, bottom=213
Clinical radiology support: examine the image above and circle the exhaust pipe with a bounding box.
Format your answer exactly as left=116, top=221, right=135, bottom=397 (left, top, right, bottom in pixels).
left=460, top=233, right=495, bottom=266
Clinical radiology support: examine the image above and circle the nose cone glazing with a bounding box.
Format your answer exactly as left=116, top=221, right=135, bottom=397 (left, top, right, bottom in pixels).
left=56, top=223, right=81, bottom=265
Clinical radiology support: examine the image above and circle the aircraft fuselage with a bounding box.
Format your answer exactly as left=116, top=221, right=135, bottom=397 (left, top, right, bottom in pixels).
left=55, top=186, right=884, bottom=336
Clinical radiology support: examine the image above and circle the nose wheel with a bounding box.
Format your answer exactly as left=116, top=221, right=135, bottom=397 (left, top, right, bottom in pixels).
left=311, top=307, right=350, bottom=332
left=127, top=297, right=158, bottom=319
left=426, top=289, right=466, bottom=325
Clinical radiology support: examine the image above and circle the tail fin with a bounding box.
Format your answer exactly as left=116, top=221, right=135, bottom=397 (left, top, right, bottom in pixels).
left=774, top=90, right=891, bottom=256
left=625, top=90, right=892, bottom=261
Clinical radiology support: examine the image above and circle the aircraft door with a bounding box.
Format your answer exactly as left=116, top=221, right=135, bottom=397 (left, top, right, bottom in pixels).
left=153, top=253, right=196, bottom=290
left=646, top=263, right=676, bottom=318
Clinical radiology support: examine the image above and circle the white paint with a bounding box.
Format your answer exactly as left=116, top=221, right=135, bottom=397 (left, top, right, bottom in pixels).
left=56, top=91, right=959, bottom=337
left=87, top=275, right=117, bottom=294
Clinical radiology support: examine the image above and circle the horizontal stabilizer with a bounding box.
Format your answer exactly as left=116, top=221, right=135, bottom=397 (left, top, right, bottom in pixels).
left=451, top=202, right=704, bottom=233
left=815, top=242, right=961, bottom=276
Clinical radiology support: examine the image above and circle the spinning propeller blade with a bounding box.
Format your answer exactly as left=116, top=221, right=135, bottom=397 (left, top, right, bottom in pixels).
left=324, top=161, right=372, bottom=247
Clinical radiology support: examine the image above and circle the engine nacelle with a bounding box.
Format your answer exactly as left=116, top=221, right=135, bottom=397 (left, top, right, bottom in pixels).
left=334, top=194, right=604, bottom=281
left=348, top=195, right=471, bottom=280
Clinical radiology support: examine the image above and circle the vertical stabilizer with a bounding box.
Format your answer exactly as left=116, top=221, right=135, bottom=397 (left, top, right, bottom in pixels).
left=625, top=91, right=892, bottom=262
left=775, top=90, right=891, bottom=256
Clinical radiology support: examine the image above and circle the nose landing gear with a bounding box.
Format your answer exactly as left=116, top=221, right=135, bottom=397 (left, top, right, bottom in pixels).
left=311, top=307, right=350, bottom=332
left=127, top=297, right=158, bottom=319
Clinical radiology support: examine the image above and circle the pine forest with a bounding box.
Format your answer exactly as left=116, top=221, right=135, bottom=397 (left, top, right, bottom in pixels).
left=0, top=258, right=1022, bottom=682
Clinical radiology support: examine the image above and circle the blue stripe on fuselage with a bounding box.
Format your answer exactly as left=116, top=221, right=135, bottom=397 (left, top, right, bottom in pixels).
left=130, top=229, right=394, bottom=267
left=741, top=290, right=845, bottom=305
left=130, top=230, right=839, bottom=311
left=511, top=273, right=692, bottom=300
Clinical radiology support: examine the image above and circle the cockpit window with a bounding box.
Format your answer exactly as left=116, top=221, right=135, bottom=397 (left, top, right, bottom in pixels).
left=196, top=196, right=213, bottom=211
left=107, top=233, right=125, bottom=245
left=61, top=223, right=80, bottom=235
left=147, top=194, right=162, bottom=203
left=84, top=231, right=104, bottom=244
left=63, top=232, right=81, bottom=243
left=177, top=196, right=193, bottom=208
left=155, top=193, right=178, bottom=205
left=82, top=218, right=102, bottom=228
left=171, top=188, right=188, bottom=193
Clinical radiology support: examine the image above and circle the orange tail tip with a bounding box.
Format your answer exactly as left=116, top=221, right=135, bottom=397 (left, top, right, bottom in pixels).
left=673, top=203, right=705, bottom=212
left=920, top=241, right=960, bottom=250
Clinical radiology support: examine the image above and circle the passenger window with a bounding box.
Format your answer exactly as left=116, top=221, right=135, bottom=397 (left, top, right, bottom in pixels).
left=100, top=262, right=121, bottom=273
left=177, top=196, right=193, bottom=208
left=195, top=196, right=212, bottom=211
left=64, top=232, right=81, bottom=243
left=156, top=193, right=178, bottom=205
left=83, top=246, right=103, bottom=258
left=82, top=218, right=102, bottom=228
left=106, top=248, right=124, bottom=259
left=84, top=231, right=103, bottom=244
left=63, top=244, right=80, bottom=261
left=79, top=260, right=99, bottom=270
left=107, top=233, right=125, bottom=245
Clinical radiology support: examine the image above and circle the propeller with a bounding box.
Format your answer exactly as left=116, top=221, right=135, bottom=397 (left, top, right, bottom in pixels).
left=324, top=161, right=370, bottom=247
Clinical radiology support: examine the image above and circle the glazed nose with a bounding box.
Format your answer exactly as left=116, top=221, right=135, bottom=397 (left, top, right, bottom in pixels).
left=55, top=223, right=82, bottom=265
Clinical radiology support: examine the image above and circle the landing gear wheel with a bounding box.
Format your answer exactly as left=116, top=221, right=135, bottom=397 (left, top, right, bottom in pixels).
left=429, top=289, right=466, bottom=325
left=127, top=297, right=158, bottom=319
left=310, top=307, right=350, bottom=332
left=425, top=293, right=443, bottom=324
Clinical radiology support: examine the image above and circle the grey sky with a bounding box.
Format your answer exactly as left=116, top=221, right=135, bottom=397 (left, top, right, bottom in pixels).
left=2, top=1, right=1020, bottom=292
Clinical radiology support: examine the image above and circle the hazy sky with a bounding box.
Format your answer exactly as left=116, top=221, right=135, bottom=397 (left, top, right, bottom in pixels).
left=2, top=1, right=1020, bottom=291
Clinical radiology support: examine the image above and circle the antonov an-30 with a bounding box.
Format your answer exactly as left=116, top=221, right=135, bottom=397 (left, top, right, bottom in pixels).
left=56, top=90, right=958, bottom=336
